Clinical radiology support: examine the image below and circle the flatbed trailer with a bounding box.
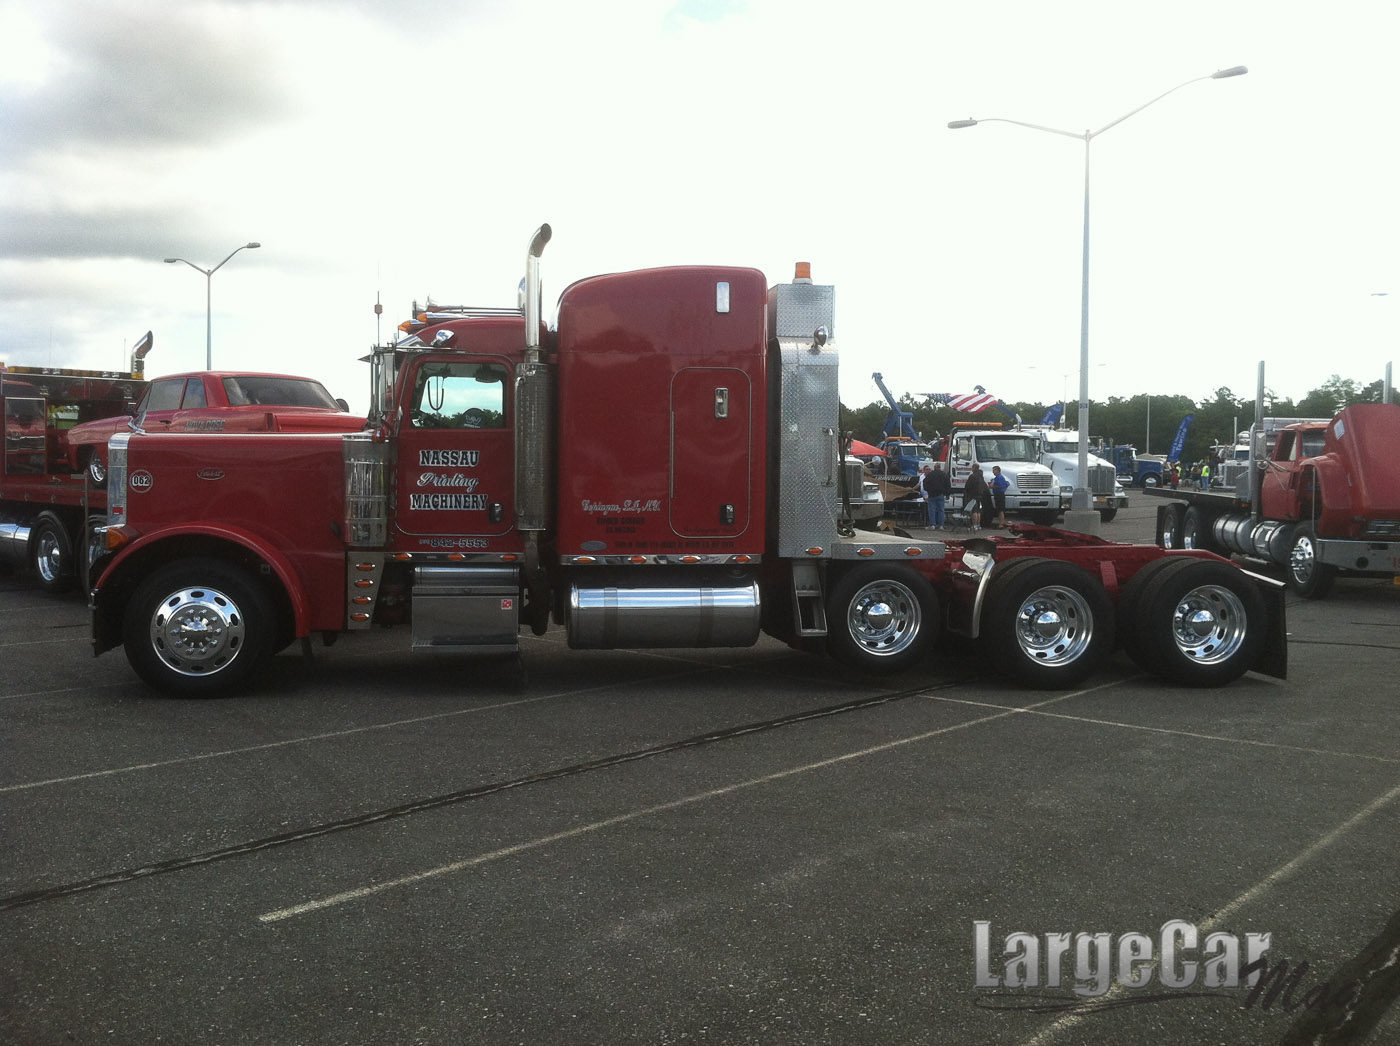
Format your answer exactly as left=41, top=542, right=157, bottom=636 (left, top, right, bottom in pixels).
left=1, top=360, right=147, bottom=590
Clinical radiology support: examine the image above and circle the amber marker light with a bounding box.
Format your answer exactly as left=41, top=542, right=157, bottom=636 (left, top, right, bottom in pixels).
left=857, top=548, right=874, bottom=557
left=904, top=547, right=924, bottom=556
left=355, top=562, right=377, bottom=571
left=805, top=547, right=824, bottom=556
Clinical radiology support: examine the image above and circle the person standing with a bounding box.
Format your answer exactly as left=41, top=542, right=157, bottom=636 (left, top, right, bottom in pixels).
left=963, top=468, right=989, bottom=530
left=989, top=465, right=1010, bottom=528
left=922, top=462, right=951, bottom=530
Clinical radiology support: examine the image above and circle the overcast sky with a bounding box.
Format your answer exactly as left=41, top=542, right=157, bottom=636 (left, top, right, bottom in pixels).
left=2, top=0, right=1397, bottom=416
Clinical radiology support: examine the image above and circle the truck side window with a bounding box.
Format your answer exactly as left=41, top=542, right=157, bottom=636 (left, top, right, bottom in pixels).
left=410, top=362, right=507, bottom=429
left=182, top=378, right=207, bottom=409
left=145, top=380, right=184, bottom=412
left=1300, top=433, right=1325, bottom=458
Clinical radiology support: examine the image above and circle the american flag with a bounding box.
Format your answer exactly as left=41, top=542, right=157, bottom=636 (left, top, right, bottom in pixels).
left=924, top=391, right=1001, bottom=413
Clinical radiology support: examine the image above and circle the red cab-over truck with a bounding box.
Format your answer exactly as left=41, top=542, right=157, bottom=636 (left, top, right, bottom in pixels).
left=1148, top=401, right=1400, bottom=597
left=89, top=227, right=1288, bottom=695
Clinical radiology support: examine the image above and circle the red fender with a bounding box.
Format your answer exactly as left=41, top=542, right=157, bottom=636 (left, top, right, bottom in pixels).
left=96, top=523, right=315, bottom=636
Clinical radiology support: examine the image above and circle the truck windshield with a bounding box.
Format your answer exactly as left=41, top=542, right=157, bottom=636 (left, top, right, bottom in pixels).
left=410, top=362, right=508, bottom=429
left=1042, top=438, right=1077, bottom=455
left=975, top=435, right=1040, bottom=462
left=223, top=376, right=340, bottom=409
left=886, top=442, right=935, bottom=470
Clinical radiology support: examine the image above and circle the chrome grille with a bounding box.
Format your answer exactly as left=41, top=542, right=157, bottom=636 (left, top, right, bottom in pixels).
left=1088, top=465, right=1116, bottom=495
left=1016, top=472, right=1054, bottom=491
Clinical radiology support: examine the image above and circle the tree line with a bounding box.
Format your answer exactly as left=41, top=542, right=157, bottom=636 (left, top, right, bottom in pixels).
left=839, top=374, right=1391, bottom=466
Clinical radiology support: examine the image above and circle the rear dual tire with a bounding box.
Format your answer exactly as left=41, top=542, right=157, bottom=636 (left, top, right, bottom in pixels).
left=981, top=558, right=1115, bottom=689
left=31, top=515, right=73, bottom=594
left=1119, top=558, right=1265, bottom=687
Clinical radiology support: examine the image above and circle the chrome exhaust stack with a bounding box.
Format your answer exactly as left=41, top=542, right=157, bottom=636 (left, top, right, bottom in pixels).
left=515, top=224, right=553, bottom=634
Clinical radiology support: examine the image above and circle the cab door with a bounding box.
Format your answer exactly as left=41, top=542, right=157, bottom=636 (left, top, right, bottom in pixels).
left=670, top=367, right=751, bottom=538
left=393, top=356, right=517, bottom=549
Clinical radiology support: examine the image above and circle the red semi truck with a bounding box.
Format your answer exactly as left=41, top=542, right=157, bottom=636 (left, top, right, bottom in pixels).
left=1148, top=404, right=1400, bottom=597
left=1, top=350, right=149, bottom=591
left=89, top=227, right=1287, bottom=696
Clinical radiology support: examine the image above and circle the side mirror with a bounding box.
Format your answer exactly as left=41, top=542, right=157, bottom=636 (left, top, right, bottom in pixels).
left=336, top=398, right=350, bottom=412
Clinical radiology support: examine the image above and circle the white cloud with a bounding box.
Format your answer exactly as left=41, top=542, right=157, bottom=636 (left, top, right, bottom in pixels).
left=1, top=0, right=1398, bottom=414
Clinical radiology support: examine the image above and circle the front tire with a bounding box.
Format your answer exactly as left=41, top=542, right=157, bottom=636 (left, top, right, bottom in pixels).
left=826, top=564, right=938, bottom=674
left=1142, top=473, right=1161, bottom=488
left=123, top=558, right=274, bottom=695
left=1098, top=507, right=1118, bottom=524
left=981, top=558, right=1115, bottom=688
left=1129, top=559, right=1265, bottom=686
left=1287, top=522, right=1336, bottom=599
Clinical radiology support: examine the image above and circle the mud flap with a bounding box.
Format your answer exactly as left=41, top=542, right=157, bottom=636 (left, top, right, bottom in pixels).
left=1240, top=567, right=1288, bottom=680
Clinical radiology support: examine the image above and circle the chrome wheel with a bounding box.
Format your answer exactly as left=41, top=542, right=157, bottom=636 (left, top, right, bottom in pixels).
left=35, top=529, right=64, bottom=586
left=844, top=578, right=923, bottom=659
left=1168, top=584, right=1249, bottom=664
left=1286, top=522, right=1336, bottom=598
left=30, top=516, right=74, bottom=593
left=1010, top=584, right=1095, bottom=668
left=1289, top=534, right=1318, bottom=586
left=87, top=453, right=107, bottom=487
left=148, top=585, right=248, bottom=677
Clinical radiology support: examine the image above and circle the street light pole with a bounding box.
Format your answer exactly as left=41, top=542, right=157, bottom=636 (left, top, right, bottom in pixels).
left=948, top=66, right=1246, bottom=528
left=164, top=242, right=261, bottom=369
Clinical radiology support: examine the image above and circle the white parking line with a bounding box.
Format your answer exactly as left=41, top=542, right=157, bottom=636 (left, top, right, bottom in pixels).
left=0, top=635, right=89, bottom=650
left=0, top=666, right=739, bottom=793
left=0, top=691, right=564, bottom=793
left=0, top=681, right=139, bottom=702
left=1019, top=775, right=1400, bottom=1046
left=258, top=687, right=1101, bottom=924
left=927, top=694, right=1400, bottom=765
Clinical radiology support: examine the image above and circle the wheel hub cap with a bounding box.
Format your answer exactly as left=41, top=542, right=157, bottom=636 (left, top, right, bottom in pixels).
left=1171, top=585, right=1247, bottom=663
left=1014, top=586, right=1093, bottom=665
left=150, top=587, right=245, bottom=675
left=848, top=582, right=921, bottom=657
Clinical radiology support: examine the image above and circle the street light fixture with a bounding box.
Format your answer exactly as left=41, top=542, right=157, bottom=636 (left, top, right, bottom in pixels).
left=164, top=241, right=261, bottom=369
left=948, top=66, right=1246, bottom=528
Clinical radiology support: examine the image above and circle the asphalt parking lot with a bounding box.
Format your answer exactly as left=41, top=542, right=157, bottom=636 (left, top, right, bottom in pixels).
left=2, top=501, right=1398, bottom=1045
